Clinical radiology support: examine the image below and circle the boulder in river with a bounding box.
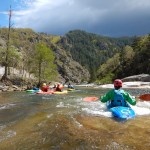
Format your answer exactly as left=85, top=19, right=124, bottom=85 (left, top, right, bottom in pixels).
left=122, top=74, right=150, bottom=82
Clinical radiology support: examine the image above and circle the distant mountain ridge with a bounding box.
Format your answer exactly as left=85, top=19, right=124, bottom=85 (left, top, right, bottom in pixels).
left=59, top=30, right=135, bottom=81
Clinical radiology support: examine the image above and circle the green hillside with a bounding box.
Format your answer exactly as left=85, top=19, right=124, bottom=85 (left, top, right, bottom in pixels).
left=59, top=30, right=135, bottom=81
left=96, top=35, right=150, bottom=83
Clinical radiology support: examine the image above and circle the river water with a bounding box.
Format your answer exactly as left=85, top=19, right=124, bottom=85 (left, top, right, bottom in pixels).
left=0, top=87, right=150, bottom=150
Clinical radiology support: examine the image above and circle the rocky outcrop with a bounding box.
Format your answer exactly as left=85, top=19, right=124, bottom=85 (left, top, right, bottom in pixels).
left=122, top=74, right=150, bottom=82
left=54, top=48, right=90, bottom=83
left=0, top=84, right=26, bottom=92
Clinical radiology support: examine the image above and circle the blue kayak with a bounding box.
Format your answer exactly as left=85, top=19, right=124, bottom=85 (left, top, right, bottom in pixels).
left=107, top=101, right=136, bottom=119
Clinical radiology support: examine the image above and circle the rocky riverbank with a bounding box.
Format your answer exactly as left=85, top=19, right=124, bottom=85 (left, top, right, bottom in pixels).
left=96, top=81, right=150, bottom=89
left=0, top=74, right=150, bottom=92
left=0, top=81, right=150, bottom=92
left=0, top=84, right=26, bottom=92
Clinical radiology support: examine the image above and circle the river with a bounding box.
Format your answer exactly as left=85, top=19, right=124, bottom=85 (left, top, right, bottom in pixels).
left=0, top=87, right=150, bottom=150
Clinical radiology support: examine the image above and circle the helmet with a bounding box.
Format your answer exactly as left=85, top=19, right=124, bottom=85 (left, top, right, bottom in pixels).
left=42, top=83, right=46, bottom=86
left=114, top=79, right=122, bottom=87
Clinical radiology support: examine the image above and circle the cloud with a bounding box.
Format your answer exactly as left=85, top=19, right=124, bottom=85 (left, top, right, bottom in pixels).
left=12, top=0, right=150, bottom=37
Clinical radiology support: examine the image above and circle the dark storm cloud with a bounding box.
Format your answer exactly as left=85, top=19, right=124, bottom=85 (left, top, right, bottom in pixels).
left=13, top=0, right=150, bottom=37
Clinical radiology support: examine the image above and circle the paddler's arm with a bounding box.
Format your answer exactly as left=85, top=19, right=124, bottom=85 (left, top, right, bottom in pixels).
left=100, top=90, right=114, bottom=103
left=123, top=91, right=136, bottom=105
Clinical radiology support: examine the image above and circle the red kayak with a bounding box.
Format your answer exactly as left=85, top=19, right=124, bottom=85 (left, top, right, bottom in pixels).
left=36, top=90, right=54, bottom=95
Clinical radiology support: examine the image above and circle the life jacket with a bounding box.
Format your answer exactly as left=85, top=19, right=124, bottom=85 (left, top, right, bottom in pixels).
left=41, top=86, right=49, bottom=92
left=68, top=85, right=74, bottom=89
left=110, top=89, right=127, bottom=107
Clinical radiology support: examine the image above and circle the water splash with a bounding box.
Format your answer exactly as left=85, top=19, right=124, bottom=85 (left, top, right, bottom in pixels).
left=81, top=101, right=113, bottom=117
left=131, top=101, right=150, bottom=115
left=81, top=100, right=150, bottom=117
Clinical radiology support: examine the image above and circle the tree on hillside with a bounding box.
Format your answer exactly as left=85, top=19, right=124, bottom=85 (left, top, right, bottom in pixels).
left=97, top=53, right=120, bottom=83
left=32, top=42, right=58, bottom=84
left=130, top=35, right=150, bottom=74
left=1, top=5, right=13, bottom=81
left=0, top=46, right=21, bottom=73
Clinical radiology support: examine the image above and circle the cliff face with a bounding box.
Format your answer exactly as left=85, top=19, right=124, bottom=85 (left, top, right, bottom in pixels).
left=54, top=47, right=90, bottom=83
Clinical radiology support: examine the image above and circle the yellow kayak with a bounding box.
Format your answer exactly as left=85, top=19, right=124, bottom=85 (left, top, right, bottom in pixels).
left=67, top=88, right=75, bottom=91
left=54, top=90, right=68, bottom=94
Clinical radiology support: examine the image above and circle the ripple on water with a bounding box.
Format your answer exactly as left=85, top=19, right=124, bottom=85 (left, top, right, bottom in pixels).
left=47, top=114, right=53, bottom=118
left=0, top=103, right=16, bottom=110
left=56, top=102, right=65, bottom=108
left=0, top=130, right=16, bottom=142
left=106, top=141, right=130, bottom=150
left=71, top=116, right=83, bottom=128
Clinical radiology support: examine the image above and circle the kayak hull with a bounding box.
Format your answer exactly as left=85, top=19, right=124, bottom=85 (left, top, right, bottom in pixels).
left=107, top=101, right=135, bottom=119
left=36, top=90, right=54, bottom=94
left=67, top=88, right=75, bottom=91
left=54, top=90, right=68, bottom=94
left=26, top=89, right=40, bottom=93
left=36, top=90, right=68, bottom=95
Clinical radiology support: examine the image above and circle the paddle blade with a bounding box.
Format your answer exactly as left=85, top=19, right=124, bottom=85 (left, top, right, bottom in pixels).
left=139, top=94, right=150, bottom=101
left=83, top=97, right=99, bottom=102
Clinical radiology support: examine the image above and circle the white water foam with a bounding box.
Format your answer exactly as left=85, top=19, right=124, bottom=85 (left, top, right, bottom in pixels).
left=81, top=101, right=113, bottom=117
left=131, top=101, right=150, bottom=116
left=82, top=108, right=112, bottom=117
left=82, top=100, right=150, bottom=117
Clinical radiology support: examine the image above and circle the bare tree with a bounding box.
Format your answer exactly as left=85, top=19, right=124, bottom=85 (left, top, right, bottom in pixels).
left=1, top=5, right=13, bottom=81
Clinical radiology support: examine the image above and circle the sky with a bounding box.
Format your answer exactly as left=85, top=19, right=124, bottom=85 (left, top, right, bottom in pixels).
left=0, top=0, right=150, bottom=37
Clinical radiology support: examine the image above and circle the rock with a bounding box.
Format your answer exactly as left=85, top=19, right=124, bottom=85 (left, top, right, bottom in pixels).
left=122, top=74, right=150, bottom=82
left=55, top=47, right=90, bottom=83
left=96, top=81, right=150, bottom=89
left=0, top=85, right=3, bottom=90
left=123, top=81, right=150, bottom=88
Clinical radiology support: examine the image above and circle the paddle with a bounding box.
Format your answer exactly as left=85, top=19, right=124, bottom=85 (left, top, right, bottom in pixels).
left=138, top=94, right=150, bottom=101
left=83, top=94, right=150, bottom=102
left=83, top=96, right=99, bottom=102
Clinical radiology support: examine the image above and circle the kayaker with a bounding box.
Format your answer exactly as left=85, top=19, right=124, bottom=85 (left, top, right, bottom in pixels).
left=26, top=84, right=32, bottom=90
left=55, top=83, right=64, bottom=92
left=32, top=84, right=39, bottom=90
left=53, top=84, right=57, bottom=89
left=41, top=83, right=50, bottom=92
left=100, top=79, right=136, bottom=108
left=68, top=83, right=74, bottom=89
